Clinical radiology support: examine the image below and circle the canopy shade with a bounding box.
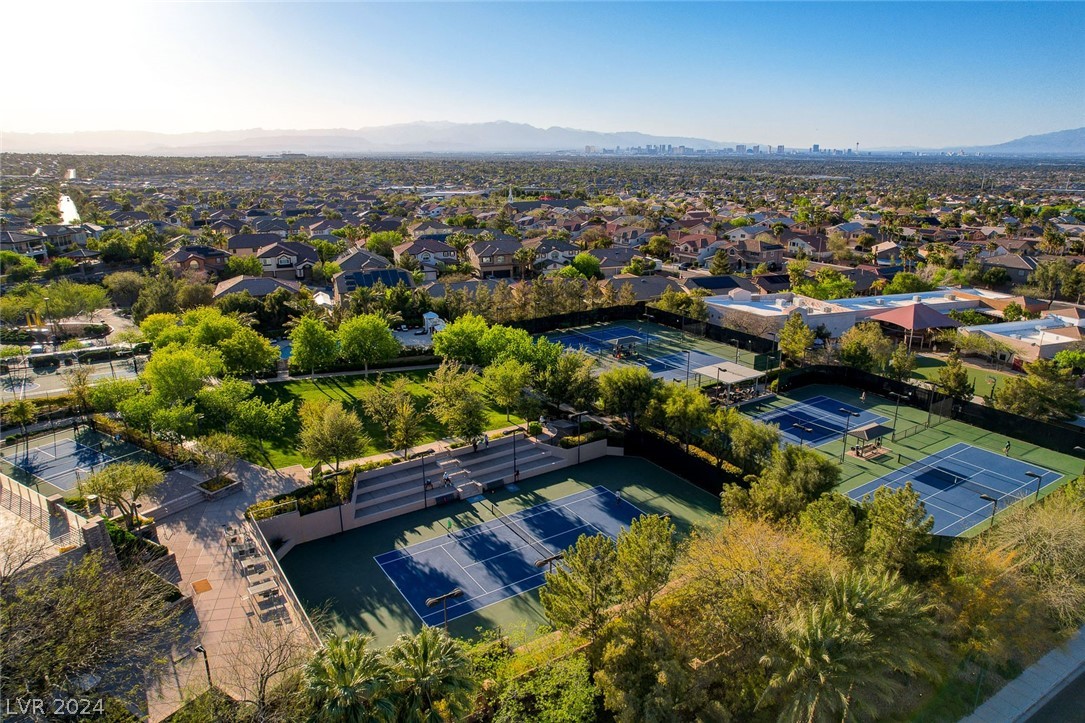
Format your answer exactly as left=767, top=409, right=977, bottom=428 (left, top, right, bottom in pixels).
left=848, top=423, right=895, bottom=441
left=692, top=361, right=764, bottom=385
left=869, top=303, right=961, bottom=331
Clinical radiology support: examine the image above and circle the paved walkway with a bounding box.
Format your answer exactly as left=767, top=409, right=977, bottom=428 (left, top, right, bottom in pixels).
left=963, top=624, right=1085, bottom=722
left=145, top=460, right=308, bottom=721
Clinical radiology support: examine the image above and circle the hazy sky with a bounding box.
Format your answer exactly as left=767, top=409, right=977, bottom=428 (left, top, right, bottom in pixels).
left=4, top=1, right=1082, bottom=148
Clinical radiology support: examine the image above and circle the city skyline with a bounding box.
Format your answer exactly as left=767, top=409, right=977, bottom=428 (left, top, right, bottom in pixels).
left=3, top=1, right=1083, bottom=148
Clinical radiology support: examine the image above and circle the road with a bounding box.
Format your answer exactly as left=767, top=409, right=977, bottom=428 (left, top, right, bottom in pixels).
left=58, top=194, right=80, bottom=224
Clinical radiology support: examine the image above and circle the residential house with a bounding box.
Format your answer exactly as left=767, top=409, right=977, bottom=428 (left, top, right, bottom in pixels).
left=252, top=218, right=290, bottom=236
left=228, top=232, right=282, bottom=256
left=0, top=230, right=48, bottom=259
left=331, top=269, right=414, bottom=304
left=335, top=247, right=391, bottom=273
left=35, top=225, right=86, bottom=249
left=588, top=247, right=645, bottom=277
left=782, top=231, right=832, bottom=260
left=164, top=245, right=231, bottom=275
left=467, top=238, right=521, bottom=279
left=683, top=275, right=758, bottom=295
left=979, top=254, right=1038, bottom=286
left=607, top=274, right=683, bottom=302
left=827, top=222, right=869, bottom=241
left=392, top=238, right=458, bottom=267
left=523, top=238, right=577, bottom=266
left=723, top=224, right=772, bottom=243
left=212, top=275, right=301, bottom=300
left=731, top=236, right=785, bottom=270
left=256, top=241, right=318, bottom=280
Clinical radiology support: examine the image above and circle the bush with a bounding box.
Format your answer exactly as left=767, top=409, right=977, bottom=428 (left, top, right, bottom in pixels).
left=105, top=518, right=167, bottom=567
left=527, top=421, right=543, bottom=436
left=558, top=429, right=607, bottom=448
left=686, top=443, right=744, bottom=478
left=0, top=328, right=33, bottom=343
left=198, top=476, right=236, bottom=492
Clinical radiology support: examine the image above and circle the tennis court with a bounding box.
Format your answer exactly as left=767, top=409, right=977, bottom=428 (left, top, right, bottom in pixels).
left=754, top=395, right=890, bottom=446
left=375, top=486, right=644, bottom=626
left=1, top=428, right=167, bottom=496
left=549, top=323, right=732, bottom=383
left=847, top=442, right=1063, bottom=536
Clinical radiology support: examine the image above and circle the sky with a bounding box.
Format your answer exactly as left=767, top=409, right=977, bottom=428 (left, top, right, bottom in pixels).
left=3, top=1, right=1083, bottom=148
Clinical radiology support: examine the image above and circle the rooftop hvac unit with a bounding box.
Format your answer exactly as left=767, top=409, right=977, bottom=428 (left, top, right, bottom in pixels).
left=913, top=295, right=922, bottom=302
left=875, top=298, right=885, bottom=305
left=946, top=294, right=956, bottom=301
left=750, top=294, right=761, bottom=302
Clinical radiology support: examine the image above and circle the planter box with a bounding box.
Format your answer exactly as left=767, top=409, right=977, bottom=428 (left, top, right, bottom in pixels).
left=195, top=476, right=242, bottom=501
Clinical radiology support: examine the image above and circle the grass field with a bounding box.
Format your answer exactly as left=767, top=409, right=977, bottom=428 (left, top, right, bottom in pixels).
left=250, top=370, right=524, bottom=469
left=280, top=456, right=720, bottom=646
left=911, top=354, right=1019, bottom=397
left=746, top=383, right=1082, bottom=537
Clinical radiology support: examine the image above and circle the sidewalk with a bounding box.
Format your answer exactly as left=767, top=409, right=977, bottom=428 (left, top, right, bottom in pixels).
left=962, top=624, right=1085, bottom=722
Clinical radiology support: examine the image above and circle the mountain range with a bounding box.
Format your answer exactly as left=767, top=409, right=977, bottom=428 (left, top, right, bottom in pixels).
left=2, top=122, right=1082, bottom=156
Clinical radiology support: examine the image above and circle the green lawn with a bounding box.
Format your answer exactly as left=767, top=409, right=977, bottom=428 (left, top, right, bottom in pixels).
left=911, top=354, right=1019, bottom=397
left=250, top=370, right=524, bottom=469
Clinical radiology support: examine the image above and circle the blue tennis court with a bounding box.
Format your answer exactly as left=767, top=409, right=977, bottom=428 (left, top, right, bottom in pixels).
left=847, top=442, right=1063, bottom=536
left=755, top=395, right=889, bottom=446
left=1, top=432, right=164, bottom=493
left=375, top=486, right=644, bottom=625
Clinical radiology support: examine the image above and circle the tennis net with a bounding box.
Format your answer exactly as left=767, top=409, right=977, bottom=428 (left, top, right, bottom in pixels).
left=492, top=505, right=550, bottom=558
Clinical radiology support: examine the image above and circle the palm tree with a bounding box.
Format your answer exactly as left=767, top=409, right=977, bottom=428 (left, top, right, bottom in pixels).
left=386, top=627, right=475, bottom=723
left=759, top=570, right=939, bottom=722
left=304, top=634, right=396, bottom=723
left=513, top=246, right=538, bottom=280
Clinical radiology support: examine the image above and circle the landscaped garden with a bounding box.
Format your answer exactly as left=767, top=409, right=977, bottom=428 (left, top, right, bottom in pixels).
left=250, top=369, right=525, bottom=468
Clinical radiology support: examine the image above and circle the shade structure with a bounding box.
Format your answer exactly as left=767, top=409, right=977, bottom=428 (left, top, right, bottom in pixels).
left=692, top=361, right=764, bottom=385
left=868, top=303, right=961, bottom=331
left=848, top=423, right=894, bottom=441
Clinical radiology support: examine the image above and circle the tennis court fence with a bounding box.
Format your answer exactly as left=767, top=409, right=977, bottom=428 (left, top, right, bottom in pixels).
left=0, top=472, right=86, bottom=548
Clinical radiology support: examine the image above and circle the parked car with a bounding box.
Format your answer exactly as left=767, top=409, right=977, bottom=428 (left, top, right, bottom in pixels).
left=29, top=344, right=45, bottom=354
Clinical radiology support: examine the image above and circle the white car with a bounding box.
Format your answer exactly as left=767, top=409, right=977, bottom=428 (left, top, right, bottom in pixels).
left=29, top=344, right=45, bottom=354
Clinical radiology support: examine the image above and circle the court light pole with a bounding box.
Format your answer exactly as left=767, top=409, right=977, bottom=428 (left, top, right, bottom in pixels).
left=426, top=587, right=464, bottom=632
left=572, top=411, right=587, bottom=464
left=838, top=409, right=861, bottom=462
left=888, top=391, right=907, bottom=435
left=685, top=350, right=692, bottom=388
left=1026, top=471, right=1043, bottom=502
left=419, top=448, right=435, bottom=509
left=194, top=644, right=212, bottom=688
left=980, top=494, right=998, bottom=530
left=534, top=551, right=564, bottom=574
left=792, top=423, right=813, bottom=447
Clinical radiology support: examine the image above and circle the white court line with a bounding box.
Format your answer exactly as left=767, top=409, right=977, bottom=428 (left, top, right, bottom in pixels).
left=376, top=488, right=644, bottom=622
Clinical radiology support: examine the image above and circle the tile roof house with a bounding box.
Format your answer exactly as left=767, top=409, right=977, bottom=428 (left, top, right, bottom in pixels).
left=335, top=247, right=391, bottom=273
left=332, top=269, right=414, bottom=304
left=164, top=245, right=231, bottom=275
left=228, top=232, right=283, bottom=256
left=979, top=254, right=1038, bottom=285
left=212, top=275, right=301, bottom=300
left=0, top=230, right=48, bottom=258
left=467, top=238, right=521, bottom=279
left=607, top=274, right=684, bottom=302
left=256, top=241, right=318, bottom=280
left=588, top=247, right=645, bottom=277
left=522, top=238, right=577, bottom=265
left=393, top=238, right=458, bottom=267
left=252, top=218, right=290, bottom=236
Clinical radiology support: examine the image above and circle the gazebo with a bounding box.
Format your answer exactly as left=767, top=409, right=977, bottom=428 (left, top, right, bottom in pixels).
left=868, top=302, right=960, bottom=349
left=692, top=361, right=765, bottom=405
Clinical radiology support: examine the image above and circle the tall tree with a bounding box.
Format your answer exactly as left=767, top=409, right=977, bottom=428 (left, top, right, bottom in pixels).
left=778, top=311, right=815, bottom=365
left=304, top=634, right=395, bottom=723
left=291, top=315, right=338, bottom=375
left=709, top=249, right=732, bottom=275
left=599, top=366, right=658, bottom=428
left=483, top=358, right=532, bottom=421
left=300, top=400, right=368, bottom=471
left=386, top=627, right=475, bottom=723
left=993, top=358, right=1082, bottom=422
left=616, top=514, right=677, bottom=622
left=862, top=482, right=933, bottom=575
left=936, top=351, right=973, bottom=401
left=80, top=462, right=165, bottom=528
left=338, top=314, right=400, bottom=373
left=540, top=533, right=620, bottom=666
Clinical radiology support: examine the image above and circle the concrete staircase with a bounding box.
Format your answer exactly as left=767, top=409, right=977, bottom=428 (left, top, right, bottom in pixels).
left=350, top=434, right=565, bottom=524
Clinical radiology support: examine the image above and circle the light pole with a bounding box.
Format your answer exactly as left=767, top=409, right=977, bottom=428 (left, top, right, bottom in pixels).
left=839, top=409, right=861, bottom=462
left=534, top=551, right=564, bottom=574
left=980, top=494, right=998, bottom=530
left=572, top=412, right=587, bottom=464
left=1026, top=471, right=1043, bottom=502
left=888, top=391, right=907, bottom=435
left=194, top=644, right=212, bottom=688
left=792, top=423, right=813, bottom=447
left=685, top=350, right=692, bottom=388
left=419, top=449, right=435, bottom=508
left=425, top=587, right=464, bottom=631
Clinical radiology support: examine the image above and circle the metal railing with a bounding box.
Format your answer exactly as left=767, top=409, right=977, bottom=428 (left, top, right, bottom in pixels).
left=245, top=511, right=322, bottom=648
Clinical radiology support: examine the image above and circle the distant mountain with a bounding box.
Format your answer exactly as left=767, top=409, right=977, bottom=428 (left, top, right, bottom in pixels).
left=0, top=121, right=742, bottom=155
left=960, top=127, right=1085, bottom=156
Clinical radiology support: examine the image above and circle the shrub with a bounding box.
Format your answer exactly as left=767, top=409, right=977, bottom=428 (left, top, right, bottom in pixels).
left=558, top=429, right=607, bottom=448
left=527, top=421, right=543, bottom=436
